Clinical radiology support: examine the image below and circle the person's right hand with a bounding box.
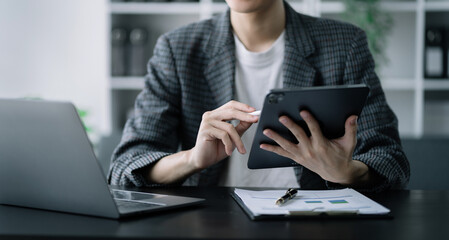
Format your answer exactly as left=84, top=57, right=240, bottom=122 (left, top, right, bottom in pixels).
left=188, top=100, right=259, bottom=170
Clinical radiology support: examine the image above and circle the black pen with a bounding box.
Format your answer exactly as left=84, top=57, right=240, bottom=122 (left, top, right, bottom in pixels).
left=275, top=188, right=298, bottom=206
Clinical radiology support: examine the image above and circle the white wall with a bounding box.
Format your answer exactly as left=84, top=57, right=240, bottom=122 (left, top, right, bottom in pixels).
left=0, top=0, right=110, bottom=142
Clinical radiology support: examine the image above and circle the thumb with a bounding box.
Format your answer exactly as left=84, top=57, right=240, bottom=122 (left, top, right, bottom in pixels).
left=342, top=115, right=358, bottom=150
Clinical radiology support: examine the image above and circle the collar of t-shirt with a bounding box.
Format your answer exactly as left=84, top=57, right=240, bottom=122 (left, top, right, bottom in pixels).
left=233, top=30, right=286, bottom=67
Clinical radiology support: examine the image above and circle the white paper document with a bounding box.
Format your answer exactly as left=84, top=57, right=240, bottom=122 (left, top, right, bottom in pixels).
left=234, top=188, right=390, bottom=217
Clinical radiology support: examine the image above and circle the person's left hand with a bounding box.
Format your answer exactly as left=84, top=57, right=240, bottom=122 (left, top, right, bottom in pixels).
left=260, top=110, right=363, bottom=185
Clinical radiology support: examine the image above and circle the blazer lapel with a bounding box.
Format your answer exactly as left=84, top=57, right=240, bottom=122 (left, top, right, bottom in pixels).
left=203, top=10, right=235, bottom=107
left=283, top=2, right=322, bottom=186
left=283, top=2, right=317, bottom=89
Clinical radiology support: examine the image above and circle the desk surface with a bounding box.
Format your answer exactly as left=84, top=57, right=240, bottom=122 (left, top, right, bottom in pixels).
left=1, top=187, right=448, bottom=240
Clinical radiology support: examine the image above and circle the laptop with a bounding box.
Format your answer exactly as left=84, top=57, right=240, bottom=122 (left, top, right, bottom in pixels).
left=0, top=99, right=204, bottom=219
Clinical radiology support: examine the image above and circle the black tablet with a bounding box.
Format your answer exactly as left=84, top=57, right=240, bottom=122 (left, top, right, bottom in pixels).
left=247, top=84, right=370, bottom=169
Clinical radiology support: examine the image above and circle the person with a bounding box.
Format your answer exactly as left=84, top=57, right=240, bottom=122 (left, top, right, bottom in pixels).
left=108, top=0, right=410, bottom=192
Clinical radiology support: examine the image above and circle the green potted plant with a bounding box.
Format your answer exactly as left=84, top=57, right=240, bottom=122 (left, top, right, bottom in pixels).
left=341, top=0, right=394, bottom=69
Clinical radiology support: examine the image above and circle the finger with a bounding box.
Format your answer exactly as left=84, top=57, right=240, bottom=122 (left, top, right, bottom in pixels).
left=341, top=115, right=358, bottom=150
left=205, top=128, right=234, bottom=156
left=300, top=110, right=325, bottom=143
left=210, top=120, right=246, bottom=154
left=278, top=116, right=311, bottom=148
left=259, top=143, right=295, bottom=160
left=210, top=108, right=259, bottom=123
left=221, top=100, right=256, bottom=113
left=263, top=129, right=297, bottom=154
left=235, top=121, right=253, bottom=136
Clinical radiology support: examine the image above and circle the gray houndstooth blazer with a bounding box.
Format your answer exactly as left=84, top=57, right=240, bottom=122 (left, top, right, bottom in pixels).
left=108, top=2, right=410, bottom=192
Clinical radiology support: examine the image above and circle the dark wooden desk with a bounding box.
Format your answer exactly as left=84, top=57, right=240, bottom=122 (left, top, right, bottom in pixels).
left=0, top=187, right=448, bottom=240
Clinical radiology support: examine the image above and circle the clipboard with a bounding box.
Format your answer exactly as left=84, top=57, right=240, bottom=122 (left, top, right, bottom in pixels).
left=231, top=188, right=393, bottom=221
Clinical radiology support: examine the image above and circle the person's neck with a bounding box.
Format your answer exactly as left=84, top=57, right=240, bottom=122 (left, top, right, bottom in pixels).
left=230, top=1, right=285, bottom=52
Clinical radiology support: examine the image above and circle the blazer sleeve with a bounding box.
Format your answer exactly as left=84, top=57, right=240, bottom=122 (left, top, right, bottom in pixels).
left=108, top=35, right=182, bottom=187
left=327, top=29, right=410, bottom=192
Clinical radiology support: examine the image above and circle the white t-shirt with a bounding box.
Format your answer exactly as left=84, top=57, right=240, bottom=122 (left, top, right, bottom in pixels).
left=219, top=31, right=300, bottom=188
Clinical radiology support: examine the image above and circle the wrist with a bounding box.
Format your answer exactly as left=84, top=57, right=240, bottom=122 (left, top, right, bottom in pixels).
left=185, top=148, right=203, bottom=173
left=340, top=160, right=370, bottom=186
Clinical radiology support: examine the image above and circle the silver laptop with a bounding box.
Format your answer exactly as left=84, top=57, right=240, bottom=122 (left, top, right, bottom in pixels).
left=0, top=99, right=204, bottom=219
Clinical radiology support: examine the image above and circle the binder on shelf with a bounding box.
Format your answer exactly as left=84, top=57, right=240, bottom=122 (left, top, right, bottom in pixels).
left=444, top=28, right=449, bottom=80
left=425, top=28, right=447, bottom=79
left=111, top=26, right=150, bottom=77
left=128, top=28, right=148, bottom=76
left=111, top=28, right=127, bottom=76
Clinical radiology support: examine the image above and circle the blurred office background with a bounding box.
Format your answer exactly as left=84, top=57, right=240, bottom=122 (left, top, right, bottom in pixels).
left=1, top=0, right=448, bottom=189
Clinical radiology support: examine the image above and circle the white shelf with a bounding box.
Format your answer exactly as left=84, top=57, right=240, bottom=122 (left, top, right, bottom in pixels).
left=320, top=2, right=345, bottom=14
left=111, top=77, right=145, bottom=90
left=425, top=1, right=449, bottom=11
left=379, top=1, right=418, bottom=12
left=107, top=0, right=449, bottom=137
left=381, top=78, right=416, bottom=90
left=212, top=2, right=309, bottom=14
left=111, top=77, right=419, bottom=91
left=110, top=1, right=419, bottom=15
left=110, top=2, right=201, bottom=15
left=320, top=1, right=417, bottom=14
left=424, top=80, right=449, bottom=90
